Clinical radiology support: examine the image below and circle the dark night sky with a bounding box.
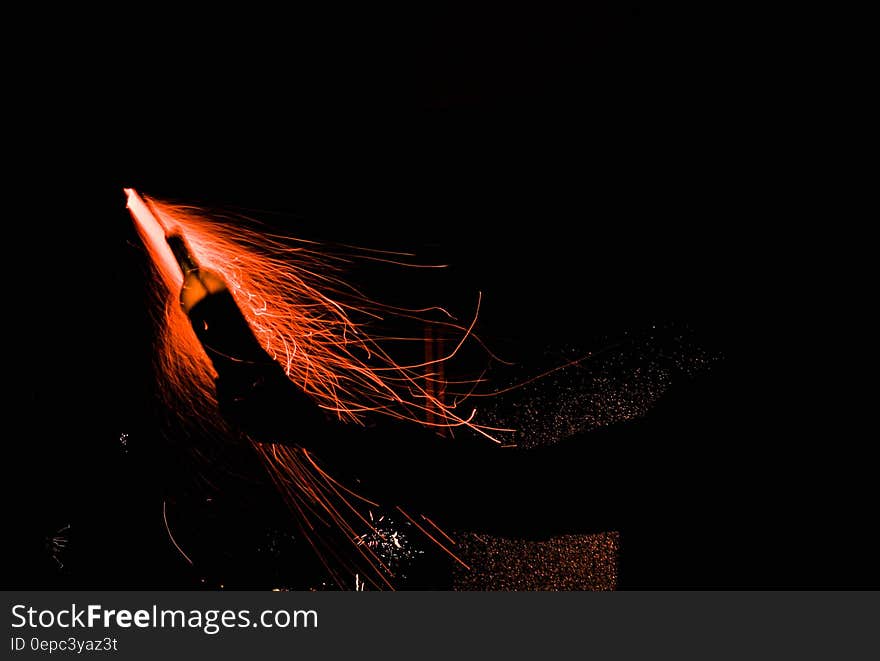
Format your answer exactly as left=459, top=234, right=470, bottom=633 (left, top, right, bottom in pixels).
left=6, top=5, right=873, bottom=588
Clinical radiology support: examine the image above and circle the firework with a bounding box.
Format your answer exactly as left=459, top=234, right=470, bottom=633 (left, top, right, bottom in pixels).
left=124, top=188, right=501, bottom=589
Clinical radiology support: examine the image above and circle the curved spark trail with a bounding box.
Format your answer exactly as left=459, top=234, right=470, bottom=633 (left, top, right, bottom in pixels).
left=124, top=188, right=502, bottom=589
left=163, top=500, right=194, bottom=566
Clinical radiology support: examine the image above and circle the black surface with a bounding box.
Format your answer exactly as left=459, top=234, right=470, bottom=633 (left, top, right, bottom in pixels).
left=7, top=5, right=873, bottom=588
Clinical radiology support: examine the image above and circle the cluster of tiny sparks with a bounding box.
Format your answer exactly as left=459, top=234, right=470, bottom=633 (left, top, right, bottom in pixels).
left=354, top=511, right=424, bottom=578
left=481, top=327, right=717, bottom=448
left=452, top=531, right=619, bottom=590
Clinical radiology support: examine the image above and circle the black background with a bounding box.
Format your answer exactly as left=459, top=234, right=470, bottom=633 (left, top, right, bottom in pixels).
left=7, top=5, right=873, bottom=588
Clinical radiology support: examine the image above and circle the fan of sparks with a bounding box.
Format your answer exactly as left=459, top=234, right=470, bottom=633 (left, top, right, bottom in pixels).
left=124, top=188, right=506, bottom=588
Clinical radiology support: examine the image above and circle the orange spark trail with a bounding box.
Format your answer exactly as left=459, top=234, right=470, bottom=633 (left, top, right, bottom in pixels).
left=163, top=500, right=194, bottom=566
left=396, top=506, right=470, bottom=570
